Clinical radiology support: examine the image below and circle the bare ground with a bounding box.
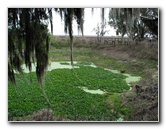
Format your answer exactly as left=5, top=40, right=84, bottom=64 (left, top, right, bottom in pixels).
left=10, top=40, right=158, bottom=121
left=97, top=41, right=158, bottom=121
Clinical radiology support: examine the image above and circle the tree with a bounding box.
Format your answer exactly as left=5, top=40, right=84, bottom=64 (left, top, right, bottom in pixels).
left=57, top=8, right=84, bottom=66
left=109, top=9, right=127, bottom=37
left=8, top=8, right=51, bottom=85
left=92, top=20, right=110, bottom=43
left=109, top=8, right=158, bottom=40
left=8, top=8, right=84, bottom=104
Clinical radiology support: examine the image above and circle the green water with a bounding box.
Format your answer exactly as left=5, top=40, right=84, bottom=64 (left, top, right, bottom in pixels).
left=19, top=61, right=141, bottom=93
left=78, top=86, right=107, bottom=94
left=123, top=73, right=142, bottom=85
left=20, top=61, right=79, bottom=73
left=103, top=67, right=141, bottom=92
left=9, top=61, right=142, bottom=121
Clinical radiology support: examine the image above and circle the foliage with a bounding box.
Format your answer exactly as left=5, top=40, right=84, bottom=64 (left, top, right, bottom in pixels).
left=60, top=62, right=70, bottom=65
left=105, top=93, right=132, bottom=119
left=8, top=8, right=84, bottom=105
left=120, top=108, right=131, bottom=116
left=109, top=8, right=158, bottom=40
left=92, top=20, right=110, bottom=43
left=48, top=33, right=55, bottom=44
left=50, top=37, right=70, bottom=49
left=106, top=94, right=122, bottom=113
left=8, top=8, right=84, bottom=87
left=49, top=46, right=146, bottom=77
left=56, top=8, right=84, bottom=67
left=8, top=65, right=131, bottom=120
left=74, top=66, right=130, bottom=92
left=8, top=8, right=51, bottom=85
left=74, top=61, right=92, bottom=66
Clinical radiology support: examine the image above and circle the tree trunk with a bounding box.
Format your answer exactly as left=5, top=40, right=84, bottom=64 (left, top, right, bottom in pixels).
left=70, top=37, right=74, bottom=67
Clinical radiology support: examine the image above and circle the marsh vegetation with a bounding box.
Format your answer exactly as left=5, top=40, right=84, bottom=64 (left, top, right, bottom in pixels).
left=8, top=38, right=158, bottom=121
left=8, top=8, right=158, bottom=121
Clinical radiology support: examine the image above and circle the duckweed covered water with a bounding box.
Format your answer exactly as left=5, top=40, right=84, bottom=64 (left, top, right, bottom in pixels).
left=20, top=62, right=79, bottom=73
left=9, top=61, right=142, bottom=121
left=123, top=73, right=142, bottom=84
left=79, top=86, right=107, bottom=94
left=20, top=61, right=141, bottom=93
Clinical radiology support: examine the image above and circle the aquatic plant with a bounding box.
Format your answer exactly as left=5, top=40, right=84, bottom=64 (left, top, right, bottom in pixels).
left=9, top=65, right=134, bottom=121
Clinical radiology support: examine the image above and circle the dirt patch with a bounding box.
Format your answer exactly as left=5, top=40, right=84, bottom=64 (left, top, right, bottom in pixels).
left=11, top=40, right=158, bottom=121
left=100, top=45, right=130, bottom=61
left=9, top=108, right=71, bottom=121
left=90, top=40, right=158, bottom=121
left=105, top=41, right=158, bottom=121
left=95, top=41, right=158, bottom=63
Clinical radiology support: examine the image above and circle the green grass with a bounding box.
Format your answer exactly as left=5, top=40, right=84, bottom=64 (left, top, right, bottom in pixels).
left=8, top=66, right=131, bottom=121
left=49, top=46, right=147, bottom=77
left=60, top=62, right=70, bottom=65
left=9, top=40, right=158, bottom=121
left=74, top=62, right=93, bottom=66
left=74, top=66, right=130, bottom=92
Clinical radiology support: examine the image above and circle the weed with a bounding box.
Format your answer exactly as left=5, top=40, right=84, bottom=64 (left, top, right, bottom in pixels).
left=9, top=65, right=131, bottom=121
left=60, top=62, right=70, bottom=65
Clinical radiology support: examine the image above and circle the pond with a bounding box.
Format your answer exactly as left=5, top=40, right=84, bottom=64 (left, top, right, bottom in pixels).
left=9, top=61, right=142, bottom=121
left=20, top=61, right=79, bottom=73
left=78, top=86, right=107, bottom=94
left=20, top=61, right=141, bottom=94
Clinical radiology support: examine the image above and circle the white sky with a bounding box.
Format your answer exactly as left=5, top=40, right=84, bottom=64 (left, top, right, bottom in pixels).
left=49, top=8, right=117, bottom=36
left=1, top=0, right=165, bottom=129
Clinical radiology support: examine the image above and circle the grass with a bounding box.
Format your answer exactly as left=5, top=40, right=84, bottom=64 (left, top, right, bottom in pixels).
left=74, top=66, right=130, bottom=92
left=74, top=62, right=92, bottom=66
left=9, top=41, right=157, bottom=121
left=49, top=45, right=147, bottom=77
left=60, top=62, right=70, bottom=65
left=8, top=66, right=131, bottom=121
left=106, top=94, right=131, bottom=117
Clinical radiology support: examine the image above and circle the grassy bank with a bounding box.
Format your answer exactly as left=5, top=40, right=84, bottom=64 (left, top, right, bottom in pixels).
left=8, top=39, right=158, bottom=121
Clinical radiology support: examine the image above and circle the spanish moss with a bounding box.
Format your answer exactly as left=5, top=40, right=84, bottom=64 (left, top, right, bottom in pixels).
left=109, top=8, right=158, bottom=39
left=8, top=8, right=84, bottom=105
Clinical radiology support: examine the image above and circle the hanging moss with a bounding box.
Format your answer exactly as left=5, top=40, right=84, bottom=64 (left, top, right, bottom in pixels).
left=140, top=16, right=158, bottom=35
left=8, top=8, right=50, bottom=87
left=109, top=8, right=158, bottom=39
left=8, top=8, right=84, bottom=104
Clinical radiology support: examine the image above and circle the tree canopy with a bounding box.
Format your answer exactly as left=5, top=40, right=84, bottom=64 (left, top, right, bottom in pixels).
left=8, top=8, right=158, bottom=87
left=109, top=8, right=158, bottom=40
left=8, top=8, right=84, bottom=87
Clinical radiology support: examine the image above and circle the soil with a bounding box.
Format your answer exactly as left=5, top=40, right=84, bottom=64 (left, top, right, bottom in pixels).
left=10, top=40, right=158, bottom=121
left=97, top=41, right=158, bottom=121
left=9, top=108, right=71, bottom=121
left=100, top=45, right=130, bottom=61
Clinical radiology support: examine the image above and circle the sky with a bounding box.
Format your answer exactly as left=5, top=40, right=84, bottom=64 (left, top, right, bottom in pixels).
left=49, top=8, right=117, bottom=36
left=1, top=0, right=165, bottom=129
